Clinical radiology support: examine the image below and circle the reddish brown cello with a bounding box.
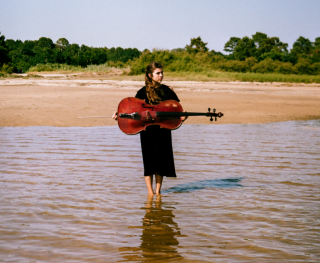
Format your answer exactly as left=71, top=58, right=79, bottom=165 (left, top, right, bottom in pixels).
left=117, top=97, right=223, bottom=135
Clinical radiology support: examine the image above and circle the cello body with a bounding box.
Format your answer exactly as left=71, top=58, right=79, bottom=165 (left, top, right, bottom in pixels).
left=117, top=98, right=183, bottom=135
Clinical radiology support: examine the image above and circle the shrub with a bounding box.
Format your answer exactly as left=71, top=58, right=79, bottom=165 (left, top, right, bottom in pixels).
left=275, top=62, right=297, bottom=74
left=129, top=50, right=212, bottom=75
left=251, top=58, right=279, bottom=73
left=1, top=63, right=13, bottom=74
left=295, top=58, right=315, bottom=75
left=311, top=62, right=320, bottom=74
left=216, top=60, right=248, bottom=72
left=245, top=57, right=258, bottom=71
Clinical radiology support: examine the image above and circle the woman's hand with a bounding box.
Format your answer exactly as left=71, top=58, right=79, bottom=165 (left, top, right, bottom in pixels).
left=112, top=111, right=118, bottom=120
left=181, top=111, right=188, bottom=122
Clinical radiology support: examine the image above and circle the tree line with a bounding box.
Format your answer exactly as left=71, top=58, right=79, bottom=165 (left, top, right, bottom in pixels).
left=1, top=32, right=320, bottom=75
left=130, top=34, right=320, bottom=76
left=0, top=33, right=141, bottom=72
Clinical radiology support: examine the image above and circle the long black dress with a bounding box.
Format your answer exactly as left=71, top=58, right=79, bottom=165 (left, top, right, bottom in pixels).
left=135, top=85, right=180, bottom=177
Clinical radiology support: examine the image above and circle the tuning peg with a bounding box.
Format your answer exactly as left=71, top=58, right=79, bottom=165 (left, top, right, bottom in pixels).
left=208, top=108, right=211, bottom=112
left=213, top=109, right=216, bottom=113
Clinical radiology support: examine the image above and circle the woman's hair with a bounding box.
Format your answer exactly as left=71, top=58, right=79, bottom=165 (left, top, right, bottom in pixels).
left=145, top=62, right=164, bottom=105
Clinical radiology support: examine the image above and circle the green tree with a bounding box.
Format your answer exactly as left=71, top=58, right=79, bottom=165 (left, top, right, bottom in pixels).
left=315, top=37, right=320, bottom=48
left=5, top=39, right=34, bottom=71
left=33, top=37, right=55, bottom=64
left=234, top=36, right=256, bottom=61
left=64, top=43, right=80, bottom=65
left=171, top=48, right=185, bottom=52
left=55, top=38, right=70, bottom=63
left=90, top=47, right=107, bottom=65
left=78, top=44, right=92, bottom=67
left=310, top=37, right=320, bottom=63
left=252, top=32, right=268, bottom=47
left=223, top=37, right=240, bottom=53
left=252, top=32, right=288, bottom=61
left=0, top=32, right=10, bottom=67
left=185, top=37, right=208, bottom=53
left=292, top=36, right=313, bottom=56
left=22, top=40, right=36, bottom=57
left=56, top=38, right=69, bottom=49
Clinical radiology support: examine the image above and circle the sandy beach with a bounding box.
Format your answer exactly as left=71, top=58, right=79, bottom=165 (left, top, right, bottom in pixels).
left=1, top=75, right=320, bottom=127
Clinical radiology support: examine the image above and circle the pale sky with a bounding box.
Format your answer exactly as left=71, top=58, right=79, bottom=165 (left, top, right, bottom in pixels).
left=1, top=0, right=319, bottom=52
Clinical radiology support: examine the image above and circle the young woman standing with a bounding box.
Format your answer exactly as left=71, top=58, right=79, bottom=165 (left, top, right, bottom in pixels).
left=113, top=62, right=187, bottom=195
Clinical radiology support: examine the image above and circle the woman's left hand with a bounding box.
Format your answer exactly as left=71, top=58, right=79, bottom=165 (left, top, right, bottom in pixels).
left=181, top=111, right=188, bottom=122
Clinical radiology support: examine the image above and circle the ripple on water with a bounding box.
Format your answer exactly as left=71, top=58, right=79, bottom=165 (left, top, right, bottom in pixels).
left=0, top=120, right=319, bottom=262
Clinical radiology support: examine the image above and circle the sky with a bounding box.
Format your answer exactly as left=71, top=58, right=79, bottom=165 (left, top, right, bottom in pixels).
left=1, top=0, right=320, bottom=53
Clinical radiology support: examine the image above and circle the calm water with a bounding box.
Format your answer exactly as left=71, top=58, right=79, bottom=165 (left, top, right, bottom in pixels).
left=0, top=121, right=319, bottom=262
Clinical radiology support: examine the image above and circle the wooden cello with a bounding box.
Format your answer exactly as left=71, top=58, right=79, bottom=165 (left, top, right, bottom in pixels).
left=117, top=97, right=223, bottom=135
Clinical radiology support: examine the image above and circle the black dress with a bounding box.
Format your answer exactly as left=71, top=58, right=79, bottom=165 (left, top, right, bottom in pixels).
left=135, top=85, right=180, bottom=177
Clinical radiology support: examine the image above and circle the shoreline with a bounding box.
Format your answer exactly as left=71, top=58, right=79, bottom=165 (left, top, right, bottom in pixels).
left=6, top=72, right=320, bottom=86
left=1, top=78, right=320, bottom=127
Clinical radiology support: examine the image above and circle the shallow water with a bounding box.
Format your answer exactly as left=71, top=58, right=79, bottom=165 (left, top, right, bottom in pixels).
left=0, top=121, right=319, bottom=262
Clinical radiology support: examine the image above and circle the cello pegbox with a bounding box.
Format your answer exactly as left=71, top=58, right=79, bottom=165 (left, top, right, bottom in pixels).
left=208, top=108, right=213, bottom=121
left=213, top=109, right=217, bottom=121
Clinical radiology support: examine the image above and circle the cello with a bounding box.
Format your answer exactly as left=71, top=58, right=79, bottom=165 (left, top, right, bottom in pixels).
left=117, top=97, right=223, bottom=135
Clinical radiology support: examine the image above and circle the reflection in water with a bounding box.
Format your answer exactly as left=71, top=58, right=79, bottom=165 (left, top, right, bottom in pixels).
left=162, top=177, right=244, bottom=193
left=122, top=196, right=183, bottom=262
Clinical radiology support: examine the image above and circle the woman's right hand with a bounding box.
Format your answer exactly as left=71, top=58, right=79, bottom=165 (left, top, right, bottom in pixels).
left=112, top=111, right=118, bottom=120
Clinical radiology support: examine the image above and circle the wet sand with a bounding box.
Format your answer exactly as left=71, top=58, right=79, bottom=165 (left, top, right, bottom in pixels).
left=1, top=77, right=320, bottom=127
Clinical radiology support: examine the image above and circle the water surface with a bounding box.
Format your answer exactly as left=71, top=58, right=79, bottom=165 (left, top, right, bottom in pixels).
left=0, top=121, right=319, bottom=262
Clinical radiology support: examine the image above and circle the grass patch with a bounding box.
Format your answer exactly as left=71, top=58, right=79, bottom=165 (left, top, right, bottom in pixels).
left=4, top=62, right=320, bottom=83
left=27, top=63, right=82, bottom=72
left=27, top=63, right=128, bottom=74
left=0, top=72, right=25, bottom=78
left=163, top=71, right=320, bottom=83
left=27, top=74, right=44, bottom=78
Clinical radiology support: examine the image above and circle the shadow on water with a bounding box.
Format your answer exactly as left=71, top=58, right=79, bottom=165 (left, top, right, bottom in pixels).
left=120, top=196, right=183, bottom=262
left=162, top=177, right=244, bottom=194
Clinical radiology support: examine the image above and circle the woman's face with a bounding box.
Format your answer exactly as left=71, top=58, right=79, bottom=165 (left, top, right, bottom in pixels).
left=150, top=68, right=163, bottom=84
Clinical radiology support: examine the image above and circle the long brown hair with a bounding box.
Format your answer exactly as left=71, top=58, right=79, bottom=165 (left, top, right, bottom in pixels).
left=145, top=62, right=165, bottom=105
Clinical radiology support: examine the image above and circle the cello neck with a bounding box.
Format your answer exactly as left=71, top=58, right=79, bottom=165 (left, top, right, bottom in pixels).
left=156, top=112, right=220, bottom=117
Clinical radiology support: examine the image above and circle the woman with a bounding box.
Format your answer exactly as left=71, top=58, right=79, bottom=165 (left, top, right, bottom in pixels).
left=113, top=62, right=187, bottom=195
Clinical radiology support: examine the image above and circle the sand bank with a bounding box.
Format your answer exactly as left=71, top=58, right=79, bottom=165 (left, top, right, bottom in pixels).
left=1, top=77, right=320, bottom=127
